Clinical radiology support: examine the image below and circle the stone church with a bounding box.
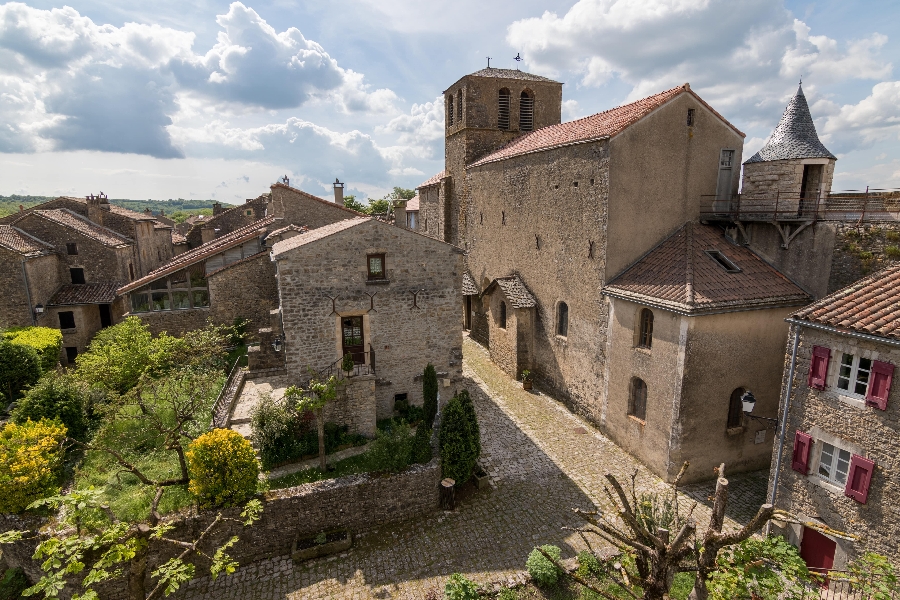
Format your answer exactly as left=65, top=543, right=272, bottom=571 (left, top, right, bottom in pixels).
left=416, top=68, right=868, bottom=483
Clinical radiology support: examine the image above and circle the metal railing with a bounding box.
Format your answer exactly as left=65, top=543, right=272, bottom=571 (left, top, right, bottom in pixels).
left=311, top=345, right=376, bottom=381
left=211, top=355, right=247, bottom=429
left=799, top=568, right=900, bottom=599
left=699, top=188, right=900, bottom=223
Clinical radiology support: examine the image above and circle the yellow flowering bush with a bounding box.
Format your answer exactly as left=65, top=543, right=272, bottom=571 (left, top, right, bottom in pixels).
left=187, top=429, right=259, bottom=508
left=0, top=419, right=66, bottom=514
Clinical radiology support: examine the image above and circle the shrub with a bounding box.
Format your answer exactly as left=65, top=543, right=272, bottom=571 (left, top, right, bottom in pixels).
left=341, top=353, right=355, bottom=374
left=187, top=428, right=259, bottom=507
left=367, top=421, right=413, bottom=473
left=13, top=373, right=89, bottom=441
left=444, top=573, right=479, bottom=600
left=457, top=390, right=481, bottom=462
left=709, top=535, right=810, bottom=599
left=526, top=545, right=561, bottom=587
left=0, top=568, right=29, bottom=600
left=885, top=245, right=900, bottom=259
left=839, top=552, right=900, bottom=596
left=439, top=393, right=479, bottom=484
left=423, top=363, right=438, bottom=428
left=576, top=550, right=602, bottom=579
left=0, top=419, right=67, bottom=513
left=412, top=424, right=433, bottom=464
left=3, top=327, right=62, bottom=372
left=886, top=230, right=900, bottom=242
left=0, top=340, right=41, bottom=402
left=250, top=394, right=307, bottom=469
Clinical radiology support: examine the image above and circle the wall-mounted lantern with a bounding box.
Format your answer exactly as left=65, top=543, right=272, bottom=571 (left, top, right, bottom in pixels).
left=272, top=337, right=282, bottom=353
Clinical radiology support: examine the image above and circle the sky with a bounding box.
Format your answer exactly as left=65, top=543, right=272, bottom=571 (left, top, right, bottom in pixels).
left=0, top=0, right=898, bottom=205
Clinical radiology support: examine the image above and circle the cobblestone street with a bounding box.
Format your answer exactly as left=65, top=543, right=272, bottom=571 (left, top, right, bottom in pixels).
left=178, top=337, right=768, bottom=599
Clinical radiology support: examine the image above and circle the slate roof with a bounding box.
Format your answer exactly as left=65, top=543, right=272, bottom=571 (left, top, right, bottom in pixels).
left=49, top=283, right=120, bottom=306
left=406, top=195, right=420, bottom=211
left=118, top=216, right=275, bottom=294
left=792, top=262, right=900, bottom=340
left=483, top=275, right=536, bottom=308
left=465, top=68, right=560, bottom=83
left=462, top=272, right=478, bottom=296
left=271, top=217, right=369, bottom=257
left=602, top=223, right=810, bottom=314
left=0, top=225, right=54, bottom=256
left=28, top=209, right=132, bottom=248
left=745, top=84, right=836, bottom=164
left=418, top=171, right=445, bottom=188
left=469, top=84, right=743, bottom=168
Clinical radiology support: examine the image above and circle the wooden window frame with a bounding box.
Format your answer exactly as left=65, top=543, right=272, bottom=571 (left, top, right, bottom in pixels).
left=637, top=308, right=654, bottom=349
left=498, top=88, right=511, bottom=130
left=66, top=242, right=78, bottom=255
left=557, top=302, right=568, bottom=337
left=367, top=253, right=386, bottom=280
left=816, top=440, right=853, bottom=486
left=836, top=352, right=872, bottom=398
left=629, top=377, right=647, bottom=421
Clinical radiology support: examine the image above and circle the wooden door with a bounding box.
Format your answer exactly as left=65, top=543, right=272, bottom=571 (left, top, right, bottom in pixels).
left=800, top=527, right=836, bottom=572
left=464, top=296, right=472, bottom=331
left=341, top=316, right=365, bottom=364
left=715, top=149, right=735, bottom=206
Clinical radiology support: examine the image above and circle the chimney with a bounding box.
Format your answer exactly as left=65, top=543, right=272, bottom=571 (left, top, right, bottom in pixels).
left=144, top=208, right=153, bottom=216
left=393, top=199, right=407, bottom=228
left=18, top=205, right=23, bottom=213
left=201, top=226, right=216, bottom=244
left=333, top=178, right=344, bottom=204
left=213, top=202, right=223, bottom=216
left=86, top=194, right=103, bottom=225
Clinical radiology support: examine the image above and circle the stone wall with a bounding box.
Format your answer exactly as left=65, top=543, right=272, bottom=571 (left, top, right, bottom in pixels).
left=828, top=222, right=900, bottom=293
left=741, top=158, right=836, bottom=201
left=186, top=196, right=268, bottom=248
left=25, top=253, right=64, bottom=312
left=417, top=182, right=444, bottom=242
left=325, top=375, right=377, bottom=437
left=45, top=304, right=102, bottom=358
left=768, top=325, right=900, bottom=567
left=269, top=184, right=362, bottom=230
left=0, top=249, right=55, bottom=328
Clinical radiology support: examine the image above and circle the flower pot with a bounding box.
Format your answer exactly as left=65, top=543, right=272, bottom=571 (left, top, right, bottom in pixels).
left=474, top=467, right=489, bottom=490
left=523, top=380, right=533, bottom=391
left=291, top=529, right=352, bottom=562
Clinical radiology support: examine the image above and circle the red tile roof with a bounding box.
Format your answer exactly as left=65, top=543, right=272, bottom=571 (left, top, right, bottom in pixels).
left=417, top=171, right=445, bottom=189
left=49, top=283, right=120, bottom=306
left=603, top=223, right=809, bottom=314
left=406, top=195, right=420, bottom=211
left=270, top=217, right=369, bottom=257
left=469, top=84, right=744, bottom=168
left=118, top=216, right=275, bottom=294
left=0, top=225, right=54, bottom=256
left=172, top=230, right=188, bottom=245
left=792, top=262, right=900, bottom=340
left=26, top=209, right=132, bottom=247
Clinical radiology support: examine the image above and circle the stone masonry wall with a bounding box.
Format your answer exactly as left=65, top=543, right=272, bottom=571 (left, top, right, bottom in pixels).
left=0, top=247, right=36, bottom=327
left=417, top=183, right=443, bottom=242
left=269, top=184, right=363, bottom=230
left=828, top=222, right=900, bottom=293
left=741, top=158, right=835, bottom=202
left=325, top=375, right=377, bottom=437
left=186, top=196, right=268, bottom=248
left=768, top=325, right=900, bottom=567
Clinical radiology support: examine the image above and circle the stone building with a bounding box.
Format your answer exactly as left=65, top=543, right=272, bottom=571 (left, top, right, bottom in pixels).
left=768, top=263, right=900, bottom=570
left=271, top=216, right=464, bottom=418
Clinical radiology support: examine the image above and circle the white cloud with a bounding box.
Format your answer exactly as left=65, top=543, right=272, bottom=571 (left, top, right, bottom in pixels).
left=376, top=95, right=445, bottom=159
left=819, top=81, right=900, bottom=153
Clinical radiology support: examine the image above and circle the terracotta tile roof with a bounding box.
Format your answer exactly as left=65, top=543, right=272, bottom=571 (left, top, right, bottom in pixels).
left=271, top=217, right=369, bottom=257
left=417, top=171, right=445, bottom=189
left=462, top=271, right=479, bottom=295
left=465, top=68, right=560, bottom=83
left=792, top=262, right=900, bottom=340
left=484, top=275, right=536, bottom=308
left=0, top=225, right=54, bottom=256
left=171, top=230, right=188, bottom=245
left=49, top=283, right=120, bottom=306
left=265, top=224, right=307, bottom=240
left=28, top=209, right=132, bottom=248
left=118, top=216, right=275, bottom=294
left=470, top=84, right=744, bottom=168
left=106, top=203, right=156, bottom=221
left=405, top=195, right=419, bottom=211
left=603, top=223, right=810, bottom=314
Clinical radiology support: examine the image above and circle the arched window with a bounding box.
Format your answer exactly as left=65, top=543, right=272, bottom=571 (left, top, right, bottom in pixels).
left=638, top=308, right=654, bottom=349
left=557, top=302, right=568, bottom=337
left=519, top=90, right=534, bottom=131
left=448, top=95, right=454, bottom=126
left=457, top=89, right=463, bottom=122
left=630, top=378, right=647, bottom=421
left=498, top=88, right=511, bottom=130
left=499, top=301, right=507, bottom=329
left=727, top=388, right=745, bottom=429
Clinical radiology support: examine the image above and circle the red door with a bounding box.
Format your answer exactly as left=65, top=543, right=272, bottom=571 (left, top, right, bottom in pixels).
left=800, top=527, right=836, bottom=573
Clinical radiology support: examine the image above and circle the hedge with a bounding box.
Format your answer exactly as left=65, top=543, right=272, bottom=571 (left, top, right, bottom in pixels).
left=0, top=419, right=67, bottom=514
left=3, top=327, right=62, bottom=372
left=187, top=428, right=259, bottom=508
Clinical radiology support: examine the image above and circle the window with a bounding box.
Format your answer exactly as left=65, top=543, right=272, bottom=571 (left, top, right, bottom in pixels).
left=686, top=109, right=695, bottom=126
left=557, top=302, right=568, bottom=337
left=499, top=301, right=507, bottom=329
left=519, top=90, right=534, bottom=131
left=501, top=211, right=506, bottom=225
left=367, top=254, right=386, bottom=280
left=836, top=353, right=872, bottom=397
left=58, top=311, right=75, bottom=330
left=66, top=243, right=78, bottom=255
left=129, top=263, right=135, bottom=281
left=630, top=378, right=647, bottom=421
left=498, top=88, right=511, bottom=130
left=727, top=387, right=744, bottom=429
left=705, top=250, right=741, bottom=273
left=638, top=309, right=654, bottom=349
left=245, top=209, right=253, bottom=216
left=448, top=95, right=454, bottom=126
left=817, top=441, right=852, bottom=486
left=457, top=89, right=462, bottom=122
left=70, top=268, right=85, bottom=284
left=129, top=266, right=209, bottom=313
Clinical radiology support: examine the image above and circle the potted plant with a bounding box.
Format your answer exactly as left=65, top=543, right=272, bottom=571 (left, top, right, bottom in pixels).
left=473, top=464, right=489, bottom=490
left=341, top=352, right=355, bottom=377
left=521, top=370, right=533, bottom=391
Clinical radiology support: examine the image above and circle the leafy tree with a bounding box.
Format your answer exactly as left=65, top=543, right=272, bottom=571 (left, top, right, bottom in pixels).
left=0, top=419, right=66, bottom=513
left=423, top=364, right=438, bottom=428
left=456, top=390, right=480, bottom=462
left=708, top=536, right=810, bottom=599
left=13, top=373, right=90, bottom=441
left=390, top=187, right=416, bottom=201
left=367, top=198, right=391, bottom=215
left=187, top=429, right=259, bottom=508
left=833, top=552, right=900, bottom=599
left=343, top=195, right=369, bottom=213
left=3, top=327, right=62, bottom=372
left=0, top=339, right=41, bottom=402
left=439, top=393, right=479, bottom=485
left=285, top=374, right=339, bottom=471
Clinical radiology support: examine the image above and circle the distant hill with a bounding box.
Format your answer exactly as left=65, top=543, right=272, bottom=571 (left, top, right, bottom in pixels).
left=0, top=196, right=234, bottom=219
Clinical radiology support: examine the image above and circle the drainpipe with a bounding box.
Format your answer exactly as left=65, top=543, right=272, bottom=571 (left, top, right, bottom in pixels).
left=21, top=259, right=36, bottom=326
left=766, top=324, right=801, bottom=535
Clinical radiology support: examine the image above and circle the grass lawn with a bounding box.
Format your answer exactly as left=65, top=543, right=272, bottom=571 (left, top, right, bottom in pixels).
left=268, top=451, right=376, bottom=489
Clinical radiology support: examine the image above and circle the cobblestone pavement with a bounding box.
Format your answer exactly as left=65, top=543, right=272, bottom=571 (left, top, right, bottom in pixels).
left=178, top=337, right=768, bottom=600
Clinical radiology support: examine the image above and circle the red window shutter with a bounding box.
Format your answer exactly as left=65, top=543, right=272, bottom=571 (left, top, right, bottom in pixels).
left=807, top=346, right=831, bottom=390
left=844, top=455, right=875, bottom=504
left=791, top=431, right=813, bottom=474
left=866, top=361, right=894, bottom=410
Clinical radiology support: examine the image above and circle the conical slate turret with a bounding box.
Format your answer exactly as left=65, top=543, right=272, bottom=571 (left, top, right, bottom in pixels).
left=745, top=83, right=836, bottom=164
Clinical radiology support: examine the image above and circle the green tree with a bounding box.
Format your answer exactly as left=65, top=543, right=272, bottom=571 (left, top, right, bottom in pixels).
left=708, top=536, right=810, bottom=599
left=439, top=392, right=479, bottom=485
left=456, top=390, right=480, bottom=462
left=390, top=187, right=416, bottom=201
left=187, top=429, right=260, bottom=508
left=0, top=339, right=41, bottom=402
left=367, top=198, right=391, bottom=215
left=3, top=327, right=62, bottom=372
left=12, top=373, right=90, bottom=441
left=285, top=375, right=339, bottom=471
left=423, top=364, right=438, bottom=428
left=343, top=195, right=369, bottom=213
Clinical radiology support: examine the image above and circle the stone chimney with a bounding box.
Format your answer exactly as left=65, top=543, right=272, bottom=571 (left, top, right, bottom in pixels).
left=86, top=194, right=103, bottom=225
left=201, top=226, right=216, bottom=243
left=333, top=179, right=344, bottom=204
left=213, top=202, right=223, bottom=216
left=393, top=199, right=407, bottom=228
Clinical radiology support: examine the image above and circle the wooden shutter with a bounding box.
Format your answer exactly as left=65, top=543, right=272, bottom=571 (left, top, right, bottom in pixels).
left=866, top=361, right=894, bottom=410
left=844, top=455, right=875, bottom=504
left=791, top=431, right=813, bottom=474
left=807, top=346, right=831, bottom=390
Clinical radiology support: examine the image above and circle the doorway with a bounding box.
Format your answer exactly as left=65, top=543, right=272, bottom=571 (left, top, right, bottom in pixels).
left=341, top=316, right=365, bottom=364
left=464, top=296, right=472, bottom=331
left=799, top=164, right=823, bottom=216
left=99, top=304, right=112, bottom=328
left=800, top=526, right=836, bottom=573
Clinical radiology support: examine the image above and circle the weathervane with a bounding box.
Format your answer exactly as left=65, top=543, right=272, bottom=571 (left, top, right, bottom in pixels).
left=486, top=57, right=491, bottom=68
left=514, top=52, right=523, bottom=69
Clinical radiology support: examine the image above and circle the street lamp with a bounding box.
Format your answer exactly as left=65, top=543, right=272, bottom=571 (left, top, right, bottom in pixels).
left=741, top=390, right=779, bottom=427
left=271, top=337, right=282, bottom=353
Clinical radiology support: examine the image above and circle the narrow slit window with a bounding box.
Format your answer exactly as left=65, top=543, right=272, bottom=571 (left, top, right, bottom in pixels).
left=638, top=309, right=654, bottom=348
left=557, top=302, right=568, bottom=337
left=457, top=89, right=462, bottom=122
left=499, top=301, right=507, bottom=329
left=630, top=378, right=647, bottom=421
left=705, top=250, right=741, bottom=273
left=727, top=388, right=744, bottom=429
left=448, top=95, right=454, bottom=126
left=498, top=88, right=511, bottom=130
left=687, top=108, right=695, bottom=126
left=519, top=90, right=534, bottom=131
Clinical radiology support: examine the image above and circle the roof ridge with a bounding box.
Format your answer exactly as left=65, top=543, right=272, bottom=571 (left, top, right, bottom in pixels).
left=685, top=223, right=695, bottom=305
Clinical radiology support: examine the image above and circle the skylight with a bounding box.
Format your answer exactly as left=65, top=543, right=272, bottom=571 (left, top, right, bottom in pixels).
left=705, top=250, right=741, bottom=273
